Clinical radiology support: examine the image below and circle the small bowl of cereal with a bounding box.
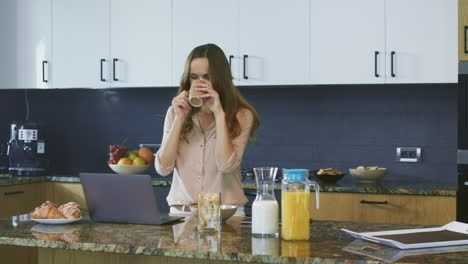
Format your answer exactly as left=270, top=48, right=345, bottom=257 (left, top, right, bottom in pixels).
left=313, top=168, right=346, bottom=183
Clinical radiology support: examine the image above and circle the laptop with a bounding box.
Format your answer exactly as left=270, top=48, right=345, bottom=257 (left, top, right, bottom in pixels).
left=80, top=173, right=183, bottom=225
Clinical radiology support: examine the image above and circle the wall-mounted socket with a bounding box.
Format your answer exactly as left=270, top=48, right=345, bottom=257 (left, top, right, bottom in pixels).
left=396, top=147, right=421, bottom=162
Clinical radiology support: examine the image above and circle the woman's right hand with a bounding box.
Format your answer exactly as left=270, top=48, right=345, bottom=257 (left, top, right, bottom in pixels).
left=172, top=91, right=191, bottom=120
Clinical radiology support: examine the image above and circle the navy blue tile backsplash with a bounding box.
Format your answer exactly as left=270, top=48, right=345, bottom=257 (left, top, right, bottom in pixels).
left=0, top=84, right=458, bottom=184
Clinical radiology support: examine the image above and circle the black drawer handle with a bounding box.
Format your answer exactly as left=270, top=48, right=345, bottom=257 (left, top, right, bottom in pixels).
left=113, top=58, right=119, bottom=81
left=229, top=55, right=233, bottom=67
left=465, top=26, right=468, bottom=54
left=100, top=59, right=106, bottom=82
left=42, top=61, right=48, bottom=83
left=390, top=51, right=396, bottom=77
left=243, top=54, right=248, bottom=80
left=374, top=51, right=379, bottom=78
left=360, top=200, right=388, bottom=205
left=244, top=191, right=257, bottom=197
left=4, top=191, right=25, bottom=196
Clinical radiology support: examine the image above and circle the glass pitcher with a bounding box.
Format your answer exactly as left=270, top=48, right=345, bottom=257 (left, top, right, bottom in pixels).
left=252, top=167, right=279, bottom=237
left=281, top=169, right=320, bottom=240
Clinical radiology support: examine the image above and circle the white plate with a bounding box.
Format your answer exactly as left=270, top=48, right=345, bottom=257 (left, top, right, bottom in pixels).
left=31, top=218, right=81, bottom=225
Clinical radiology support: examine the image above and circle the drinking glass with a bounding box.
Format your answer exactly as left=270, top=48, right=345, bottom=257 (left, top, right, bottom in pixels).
left=197, top=192, right=221, bottom=233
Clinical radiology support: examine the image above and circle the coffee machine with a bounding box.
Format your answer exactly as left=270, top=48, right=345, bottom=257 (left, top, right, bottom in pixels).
left=0, top=142, right=7, bottom=174
left=7, top=121, right=48, bottom=176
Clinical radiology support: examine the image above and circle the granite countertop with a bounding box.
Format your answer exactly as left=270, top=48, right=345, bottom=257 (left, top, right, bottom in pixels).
left=0, top=212, right=467, bottom=263
left=0, top=174, right=457, bottom=197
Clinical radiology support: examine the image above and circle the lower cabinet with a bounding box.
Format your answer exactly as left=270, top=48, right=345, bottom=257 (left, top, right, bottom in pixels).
left=310, top=192, right=456, bottom=225
left=0, top=183, right=47, bottom=217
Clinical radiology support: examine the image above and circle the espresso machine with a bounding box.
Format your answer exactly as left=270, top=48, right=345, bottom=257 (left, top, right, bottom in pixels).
left=0, top=142, right=7, bottom=174
left=7, top=121, right=48, bottom=176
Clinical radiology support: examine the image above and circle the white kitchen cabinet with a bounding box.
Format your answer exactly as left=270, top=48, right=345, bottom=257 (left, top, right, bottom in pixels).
left=385, top=0, right=458, bottom=84
left=52, top=0, right=110, bottom=89
left=172, top=0, right=309, bottom=87
left=0, top=0, right=52, bottom=89
left=237, top=0, right=309, bottom=86
left=110, top=0, right=172, bottom=87
left=53, top=0, right=171, bottom=89
left=310, top=0, right=385, bottom=84
left=172, top=0, right=239, bottom=86
left=310, top=0, right=457, bottom=84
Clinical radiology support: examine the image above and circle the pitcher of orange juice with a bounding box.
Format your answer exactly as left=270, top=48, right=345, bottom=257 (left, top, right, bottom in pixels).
left=281, top=169, right=319, bottom=240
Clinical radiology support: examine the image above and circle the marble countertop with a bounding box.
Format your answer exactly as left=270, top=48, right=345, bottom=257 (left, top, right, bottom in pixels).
left=1, top=213, right=467, bottom=263
left=0, top=174, right=457, bottom=197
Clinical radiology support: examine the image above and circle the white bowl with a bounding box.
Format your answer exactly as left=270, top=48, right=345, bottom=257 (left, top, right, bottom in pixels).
left=349, top=168, right=387, bottom=182
left=190, top=204, right=238, bottom=222
left=108, top=164, right=150, bottom=174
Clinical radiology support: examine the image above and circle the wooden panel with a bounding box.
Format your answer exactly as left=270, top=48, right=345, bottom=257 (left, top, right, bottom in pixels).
left=39, top=248, right=254, bottom=264
left=0, top=245, right=38, bottom=264
left=0, top=183, right=46, bottom=217
left=460, top=0, right=468, bottom=61
left=52, top=183, right=87, bottom=209
left=310, top=193, right=456, bottom=225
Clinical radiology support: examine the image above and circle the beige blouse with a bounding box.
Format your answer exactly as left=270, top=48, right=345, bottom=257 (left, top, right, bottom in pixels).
left=154, top=106, right=253, bottom=206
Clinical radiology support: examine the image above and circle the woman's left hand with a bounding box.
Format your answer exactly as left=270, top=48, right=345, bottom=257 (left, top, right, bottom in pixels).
left=196, top=80, right=224, bottom=115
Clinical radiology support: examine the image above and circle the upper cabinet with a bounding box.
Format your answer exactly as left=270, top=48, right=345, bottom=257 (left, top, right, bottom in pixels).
left=173, top=0, right=309, bottom=87
left=385, top=0, right=457, bottom=84
left=310, top=0, right=385, bottom=84
left=52, top=0, right=110, bottom=89
left=311, top=0, right=457, bottom=84
left=53, top=0, right=172, bottom=88
left=172, top=0, right=238, bottom=86
left=110, top=0, right=172, bottom=87
left=0, top=0, right=52, bottom=89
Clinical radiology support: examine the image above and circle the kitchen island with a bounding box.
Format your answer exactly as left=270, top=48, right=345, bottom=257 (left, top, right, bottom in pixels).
left=0, top=212, right=467, bottom=264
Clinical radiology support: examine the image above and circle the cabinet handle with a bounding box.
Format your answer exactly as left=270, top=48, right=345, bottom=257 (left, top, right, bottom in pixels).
left=465, top=26, right=468, bottom=54
left=4, top=191, right=25, bottom=196
left=360, top=200, right=388, bottom=205
left=243, top=54, right=248, bottom=80
left=42, top=61, right=48, bottom=83
left=391, top=51, right=396, bottom=77
left=244, top=190, right=256, bottom=197
left=113, top=58, right=118, bottom=81
left=228, top=55, right=233, bottom=67
left=374, top=51, right=379, bottom=78
left=100, top=59, right=106, bottom=82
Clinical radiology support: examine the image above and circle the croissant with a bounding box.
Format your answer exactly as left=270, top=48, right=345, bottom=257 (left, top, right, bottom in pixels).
left=30, top=201, right=65, bottom=219
left=58, top=202, right=81, bottom=219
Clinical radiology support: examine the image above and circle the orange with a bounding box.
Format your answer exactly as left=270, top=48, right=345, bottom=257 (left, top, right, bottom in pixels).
left=117, top=157, right=132, bottom=165
left=138, top=147, right=154, bottom=164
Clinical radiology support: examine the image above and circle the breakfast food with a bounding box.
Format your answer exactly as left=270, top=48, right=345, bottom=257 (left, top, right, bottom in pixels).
left=30, top=201, right=81, bottom=219
left=356, top=166, right=380, bottom=170
left=317, top=168, right=345, bottom=175
left=30, top=201, right=65, bottom=219
left=58, top=202, right=81, bottom=219
left=197, top=192, right=221, bottom=231
left=108, top=145, right=154, bottom=166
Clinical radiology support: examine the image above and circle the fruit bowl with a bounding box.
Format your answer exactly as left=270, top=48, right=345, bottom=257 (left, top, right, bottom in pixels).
left=349, top=168, right=387, bottom=182
left=108, top=164, right=150, bottom=174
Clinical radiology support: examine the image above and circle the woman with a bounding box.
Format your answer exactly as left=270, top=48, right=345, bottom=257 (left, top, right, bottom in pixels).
left=155, top=44, right=260, bottom=215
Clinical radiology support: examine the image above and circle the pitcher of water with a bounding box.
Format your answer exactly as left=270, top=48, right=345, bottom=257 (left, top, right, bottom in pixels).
left=252, top=167, right=279, bottom=237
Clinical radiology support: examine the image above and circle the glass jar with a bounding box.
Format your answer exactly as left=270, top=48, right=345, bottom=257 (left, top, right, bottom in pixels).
left=281, top=169, right=320, bottom=241
left=252, top=167, right=279, bottom=237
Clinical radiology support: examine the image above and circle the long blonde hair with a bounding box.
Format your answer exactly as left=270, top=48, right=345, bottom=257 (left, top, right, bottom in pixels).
left=177, top=44, right=260, bottom=141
